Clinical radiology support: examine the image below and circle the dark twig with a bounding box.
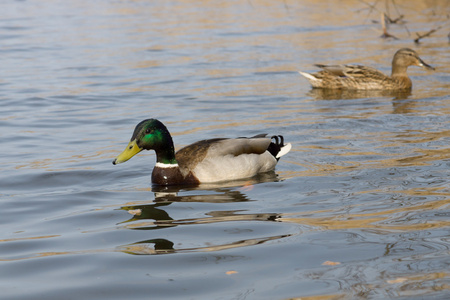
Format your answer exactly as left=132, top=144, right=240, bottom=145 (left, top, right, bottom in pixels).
left=414, top=26, right=442, bottom=43
left=380, top=13, right=399, bottom=39
left=385, top=14, right=404, bottom=24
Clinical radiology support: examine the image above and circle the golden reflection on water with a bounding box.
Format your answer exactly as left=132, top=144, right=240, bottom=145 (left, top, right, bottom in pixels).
left=281, top=147, right=450, bottom=180
left=0, top=234, right=59, bottom=243
left=281, top=196, right=450, bottom=231
left=389, top=272, right=450, bottom=297
left=286, top=271, right=450, bottom=300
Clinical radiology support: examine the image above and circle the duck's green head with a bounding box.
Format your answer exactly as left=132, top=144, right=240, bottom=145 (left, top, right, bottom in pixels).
left=112, top=119, right=176, bottom=165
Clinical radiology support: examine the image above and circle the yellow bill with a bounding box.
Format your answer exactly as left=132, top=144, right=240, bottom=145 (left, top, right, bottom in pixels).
left=112, top=140, right=142, bottom=165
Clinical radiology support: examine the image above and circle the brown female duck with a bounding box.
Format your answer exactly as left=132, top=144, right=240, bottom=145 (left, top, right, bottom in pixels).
left=299, top=48, right=434, bottom=90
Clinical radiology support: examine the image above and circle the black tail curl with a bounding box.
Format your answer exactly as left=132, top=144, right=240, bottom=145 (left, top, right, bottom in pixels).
left=267, top=135, right=285, bottom=161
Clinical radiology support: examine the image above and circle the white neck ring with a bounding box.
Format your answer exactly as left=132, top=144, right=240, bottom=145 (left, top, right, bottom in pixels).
left=155, top=162, right=179, bottom=168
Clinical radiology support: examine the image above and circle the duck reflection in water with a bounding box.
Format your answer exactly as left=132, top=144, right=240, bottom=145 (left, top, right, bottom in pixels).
left=116, top=173, right=288, bottom=255
left=307, top=88, right=412, bottom=101
left=118, top=232, right=291, bottom=255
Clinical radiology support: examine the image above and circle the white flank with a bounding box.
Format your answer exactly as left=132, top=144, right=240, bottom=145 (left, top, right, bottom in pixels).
left=192, top=152, right=277, bottom=183
left=276, top=143, right=292, bottom=159
left=155, top=162, right=179, bottom=168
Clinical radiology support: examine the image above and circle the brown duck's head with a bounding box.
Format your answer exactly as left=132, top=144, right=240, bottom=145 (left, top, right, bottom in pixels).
left=392, top=48, right=435, bottom=72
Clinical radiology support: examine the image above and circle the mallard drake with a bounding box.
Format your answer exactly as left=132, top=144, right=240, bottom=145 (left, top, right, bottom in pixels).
left=299, top=48, right=434, bottom=90
left=112, top=119, right=292, bottom=186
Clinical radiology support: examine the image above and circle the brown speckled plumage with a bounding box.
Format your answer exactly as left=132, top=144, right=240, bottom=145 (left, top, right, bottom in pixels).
left=299, top=48, right=434, bottom=90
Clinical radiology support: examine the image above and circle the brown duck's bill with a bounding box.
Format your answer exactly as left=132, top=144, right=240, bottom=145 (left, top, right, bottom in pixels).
left=419, top=58, right=435, bottom=70
left=112, top=140, right=142, bottom=165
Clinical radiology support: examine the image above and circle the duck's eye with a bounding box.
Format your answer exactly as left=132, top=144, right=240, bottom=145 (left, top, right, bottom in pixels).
left=145, top=129, right=152, bottom=134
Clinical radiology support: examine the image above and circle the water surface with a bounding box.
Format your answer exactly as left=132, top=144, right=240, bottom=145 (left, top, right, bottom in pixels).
left=1, top=1, right=449, bottom=299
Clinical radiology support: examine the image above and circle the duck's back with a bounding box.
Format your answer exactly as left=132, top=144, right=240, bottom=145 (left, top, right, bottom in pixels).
left=175, top=136, right=276, bottom=183
left=317, top=64, right=395, bottom=90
